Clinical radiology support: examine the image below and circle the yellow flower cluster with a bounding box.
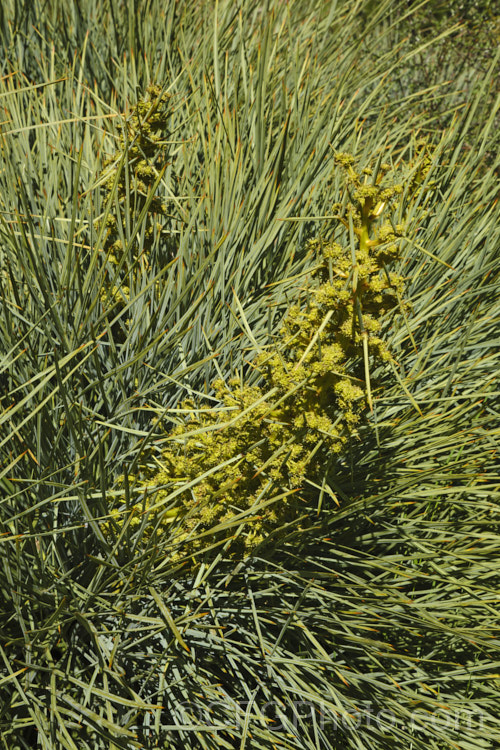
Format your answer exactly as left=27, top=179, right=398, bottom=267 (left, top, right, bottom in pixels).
left=98, top=86, right=171, bottom=336
left=100, top=84, right=171, bottom=266
left=104, top=153, right=408, bottom=562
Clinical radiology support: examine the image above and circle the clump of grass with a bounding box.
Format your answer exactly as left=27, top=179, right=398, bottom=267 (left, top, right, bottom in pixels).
left=0, top=2, right=499, bottom=749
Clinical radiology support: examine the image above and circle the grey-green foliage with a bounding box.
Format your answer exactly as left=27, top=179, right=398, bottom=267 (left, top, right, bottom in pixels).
left=0, top=1, right=499, bottom=749
left=385, top=0, right=500, bottom=151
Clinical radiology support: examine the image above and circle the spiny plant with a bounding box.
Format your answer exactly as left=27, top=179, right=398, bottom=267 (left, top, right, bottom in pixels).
left=104, top=152, right=411, bottom=560
left=1, top=2, right=499, bottom=749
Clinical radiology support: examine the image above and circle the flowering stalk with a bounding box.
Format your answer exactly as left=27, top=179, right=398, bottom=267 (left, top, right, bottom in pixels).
left=104, top=153, right=409, bottom=562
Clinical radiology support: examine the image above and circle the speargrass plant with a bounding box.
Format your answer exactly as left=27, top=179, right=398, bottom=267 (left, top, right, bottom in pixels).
left=0, top=1, right=499, bottom=749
